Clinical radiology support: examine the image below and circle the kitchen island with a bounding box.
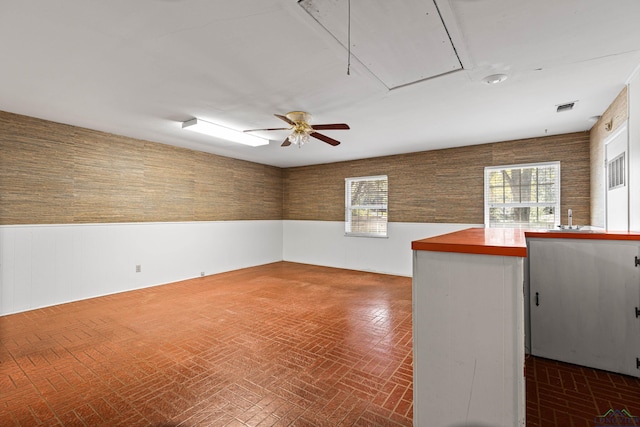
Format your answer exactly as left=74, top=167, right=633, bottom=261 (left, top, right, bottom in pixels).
left=412, top=228, right=640, bottom=427
left=412, top=228, right=527, bottom=427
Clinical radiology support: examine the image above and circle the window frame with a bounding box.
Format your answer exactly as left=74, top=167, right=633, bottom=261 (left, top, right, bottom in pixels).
left=484, top=161, right=561, bottom=229
left=345, top=175, right=389, bottom=238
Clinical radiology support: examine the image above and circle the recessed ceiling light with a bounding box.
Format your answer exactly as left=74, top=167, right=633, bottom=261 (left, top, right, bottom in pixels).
left=482, top=74, right=508, bottom=85
left=182, top=118, right=269, bottom=147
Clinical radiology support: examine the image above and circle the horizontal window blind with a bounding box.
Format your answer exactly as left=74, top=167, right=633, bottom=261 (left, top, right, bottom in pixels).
left=484, top=162, right=560, bottom=229
left=345, top=175, right=388, bottom=237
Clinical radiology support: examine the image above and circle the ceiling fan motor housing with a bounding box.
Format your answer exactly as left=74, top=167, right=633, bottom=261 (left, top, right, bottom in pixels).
left=285, top=111, right=312, bottom=124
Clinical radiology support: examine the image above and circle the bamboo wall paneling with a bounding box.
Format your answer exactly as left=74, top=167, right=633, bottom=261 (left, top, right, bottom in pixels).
left=233, top=162, right=265, bottom=221
left=283, top=165, right=345, bottom=221
left=284, top=132, right=591, bottom=226
left=0, top=110, right=284, bottom=225
left=590, top=87, right=628, bottom=228
left=386, top=154, right=436, bottom=223
left=0, top=113, right=76, bottom=224
left=490, top=132, right=591, bottom=226
left=143, top=142, right=195, bottom=223
left=193, top=152, right=284, bottom=221
left=193, top=152, right=236, bottom=221
left=262, top=165, right=285, bottom=220
left=1, top=108, right=590, bottom=227
left=590, top=87, right=628, bottom=145
left=72, top=129, right=146, bottom=223
left=433, top=144, right=491, bottom=224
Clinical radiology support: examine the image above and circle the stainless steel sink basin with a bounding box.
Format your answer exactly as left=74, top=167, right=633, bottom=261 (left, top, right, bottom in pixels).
left=546, top=227, right=604, bottom=233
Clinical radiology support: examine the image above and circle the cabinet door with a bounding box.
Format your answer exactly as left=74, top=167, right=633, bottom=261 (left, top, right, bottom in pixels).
left=529, top=239, right=640, bottom=377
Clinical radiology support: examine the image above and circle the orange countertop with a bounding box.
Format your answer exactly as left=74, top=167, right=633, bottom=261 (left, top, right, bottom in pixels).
left=412, top=228, right=527, bottom=257
left=412, top=228, right=640, bottom=257
left=525, top=230, right=640, bottom=241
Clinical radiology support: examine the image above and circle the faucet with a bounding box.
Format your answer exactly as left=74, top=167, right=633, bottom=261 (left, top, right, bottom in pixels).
left=556, top=209, right=582, bottom=230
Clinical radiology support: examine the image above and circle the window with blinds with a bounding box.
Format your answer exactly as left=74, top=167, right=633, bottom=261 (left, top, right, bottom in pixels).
left=484, top=162, right=560, bottom=229
left=345, top=175, right=388, bottom=237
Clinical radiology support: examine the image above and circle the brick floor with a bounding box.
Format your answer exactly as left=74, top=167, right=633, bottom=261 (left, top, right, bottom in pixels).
left=0, top=262, right=412, bottom=426
left=2, top=261, right=639, bottom=426
left=526, top=355, right=640, bottom=427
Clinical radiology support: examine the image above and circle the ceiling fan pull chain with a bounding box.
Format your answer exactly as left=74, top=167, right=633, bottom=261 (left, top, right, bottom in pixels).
left=347, top=0, right=351, bottom=76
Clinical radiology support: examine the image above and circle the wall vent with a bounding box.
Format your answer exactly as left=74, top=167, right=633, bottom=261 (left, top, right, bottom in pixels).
left=608, top=152, right=625, bottom=190
left=556, top=102, right=575, bottom=113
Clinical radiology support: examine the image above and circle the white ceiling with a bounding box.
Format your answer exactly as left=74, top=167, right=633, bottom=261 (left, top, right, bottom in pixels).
left=1, top=0, right=639, bottom=168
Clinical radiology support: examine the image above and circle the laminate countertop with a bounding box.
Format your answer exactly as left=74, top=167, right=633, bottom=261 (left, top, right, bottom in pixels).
left=411, top=228, right=640, bottom=257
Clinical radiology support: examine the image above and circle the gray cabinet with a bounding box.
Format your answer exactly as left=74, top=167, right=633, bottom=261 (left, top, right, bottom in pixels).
left=529, top=238, right=640, bottom=377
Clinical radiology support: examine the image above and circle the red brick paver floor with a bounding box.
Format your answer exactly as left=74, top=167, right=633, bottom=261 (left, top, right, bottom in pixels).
left=526, top=355, right=640, bottom=427
left=2, top=261, right=639, bottom=426
left=0, top=262, right=413, bottom=426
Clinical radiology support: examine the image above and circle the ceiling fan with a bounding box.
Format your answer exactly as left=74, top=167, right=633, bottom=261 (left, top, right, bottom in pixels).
left=244, top=111, right=349, bottom=147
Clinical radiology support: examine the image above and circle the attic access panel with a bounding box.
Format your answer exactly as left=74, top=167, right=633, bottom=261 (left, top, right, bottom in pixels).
left=299, top=0, right=462, bottom=90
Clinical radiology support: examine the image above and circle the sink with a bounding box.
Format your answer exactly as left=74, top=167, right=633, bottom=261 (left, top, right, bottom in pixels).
left=546, top=226, right=604, bottom=233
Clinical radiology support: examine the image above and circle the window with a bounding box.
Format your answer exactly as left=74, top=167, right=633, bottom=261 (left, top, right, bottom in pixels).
left=345, top=175, right=388, bottom=237
left=484, top=162, right=560, bottom=229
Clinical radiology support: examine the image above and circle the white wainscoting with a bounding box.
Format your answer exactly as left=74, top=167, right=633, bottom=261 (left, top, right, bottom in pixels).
left=0, top=221, right=283, bottom=315
left=1, top=220, right=478, bottom=315
left=282, top=220, right=480, bottom=277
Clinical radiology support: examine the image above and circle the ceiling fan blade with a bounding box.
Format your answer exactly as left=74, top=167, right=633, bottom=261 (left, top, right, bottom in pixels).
left=244, top=127, right=290, bottom=132
left=281, top=137, right=292, bottom=147
left=310, top=123, right=350, bottom=130
left=311, top=132, right=341, bottom=146
left=275, top=114, right=296, bottom=126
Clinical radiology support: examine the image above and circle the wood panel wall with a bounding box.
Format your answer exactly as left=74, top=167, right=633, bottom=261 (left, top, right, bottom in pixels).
left=1, top=109, right=592, bottom=227
left=589, top=87, right=628, bottom=228
left=285, top=132, right=591, bottom=225
left=0, top=111, right=284, bottom=225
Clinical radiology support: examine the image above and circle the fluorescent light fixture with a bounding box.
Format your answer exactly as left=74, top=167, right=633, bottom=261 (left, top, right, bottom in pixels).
left=182, top=118, right=269, bottom=147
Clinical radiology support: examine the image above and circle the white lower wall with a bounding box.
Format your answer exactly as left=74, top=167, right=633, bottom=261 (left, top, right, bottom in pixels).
left=0, top=220, right=283, bottom=315
left=282, top=220, right=480, bottom=277
left=1, top=219, right=477, bottom=315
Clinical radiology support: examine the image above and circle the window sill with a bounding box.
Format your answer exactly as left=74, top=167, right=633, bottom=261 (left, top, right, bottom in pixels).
left=344, top=233, right=389, bottom=239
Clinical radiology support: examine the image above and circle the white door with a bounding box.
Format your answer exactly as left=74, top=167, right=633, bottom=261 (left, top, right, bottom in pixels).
left=606, top=124, right=629, bottom=231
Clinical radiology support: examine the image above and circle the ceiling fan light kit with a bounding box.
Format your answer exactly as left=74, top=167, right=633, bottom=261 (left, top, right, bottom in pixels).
left=182, top=118, right=269, bottom=147
left=288, top=130, right=312, bottom=146
left=244, top=111, right=350, bottom=148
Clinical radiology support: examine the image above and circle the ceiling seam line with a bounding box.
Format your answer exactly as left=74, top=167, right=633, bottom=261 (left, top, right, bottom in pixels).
left=432, top=0, right=464, bottom=70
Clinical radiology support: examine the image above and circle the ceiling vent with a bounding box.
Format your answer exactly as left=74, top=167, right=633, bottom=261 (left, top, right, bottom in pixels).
left=556, top=102, right=576, bottom=113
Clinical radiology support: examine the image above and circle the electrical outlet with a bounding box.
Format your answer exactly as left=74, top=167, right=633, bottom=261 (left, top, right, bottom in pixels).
left=136, top=265, right=141, bottom=273
left=201, top=271, right=205, bottom=277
